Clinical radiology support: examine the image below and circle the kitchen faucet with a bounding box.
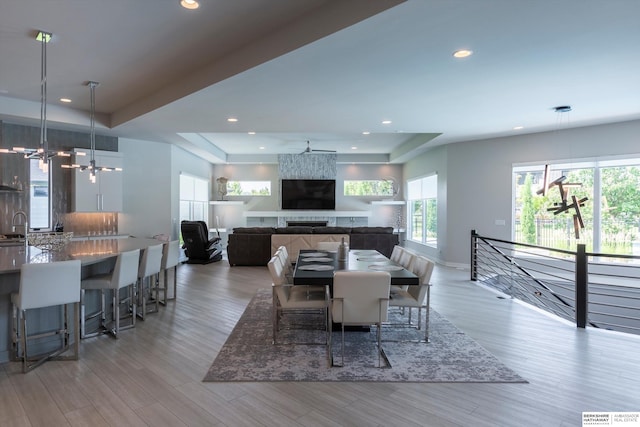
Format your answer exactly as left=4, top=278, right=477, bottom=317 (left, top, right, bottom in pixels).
left=11, top=210, right=28, bottom=248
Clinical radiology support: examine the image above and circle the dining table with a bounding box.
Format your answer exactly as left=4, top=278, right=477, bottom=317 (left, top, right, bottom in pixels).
left=293, top=248, right=418, bottom=287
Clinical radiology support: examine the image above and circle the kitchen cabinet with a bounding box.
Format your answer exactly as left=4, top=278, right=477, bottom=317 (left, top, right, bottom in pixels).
left=72, top=149, right=123, bottom=212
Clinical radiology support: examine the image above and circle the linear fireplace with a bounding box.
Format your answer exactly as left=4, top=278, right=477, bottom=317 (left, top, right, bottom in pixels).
left=286, top=221, right=328, bottom=227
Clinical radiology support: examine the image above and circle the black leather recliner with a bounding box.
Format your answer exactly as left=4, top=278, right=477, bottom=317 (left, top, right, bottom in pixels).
left=180, top=220, right=222, bottom=264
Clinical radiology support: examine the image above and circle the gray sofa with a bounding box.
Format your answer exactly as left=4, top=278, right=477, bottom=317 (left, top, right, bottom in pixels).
left=227, top=226, right=399, bottom=266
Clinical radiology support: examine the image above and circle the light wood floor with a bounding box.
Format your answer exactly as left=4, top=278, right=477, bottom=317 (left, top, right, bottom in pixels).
left=2, top=259, right=640, bottom=427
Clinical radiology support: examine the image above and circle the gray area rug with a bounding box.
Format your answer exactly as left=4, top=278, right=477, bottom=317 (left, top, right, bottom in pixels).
left=203, top=289, right=527, bottom=383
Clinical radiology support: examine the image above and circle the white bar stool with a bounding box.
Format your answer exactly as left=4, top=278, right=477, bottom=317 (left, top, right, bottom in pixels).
left=157, top=240, right=180, bottom=305
left=137, top=243, right=163, bottom=319
left=11, top=259, right=82, bottom=373
left=81, top=248, right=140, bottom=338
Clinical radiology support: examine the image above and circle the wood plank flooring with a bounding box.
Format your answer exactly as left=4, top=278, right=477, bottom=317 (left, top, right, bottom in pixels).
left=2, top=259, right=639, bottom=426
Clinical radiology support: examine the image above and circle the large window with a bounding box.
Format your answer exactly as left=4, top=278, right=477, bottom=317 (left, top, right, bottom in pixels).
left=29, top=159, right=50, bottom=229
left=407, top=174, right=437, bottom=247
left=344, top=180, right=394, bottom=196
left=513, top=158, right=640, bottom=254
left=179, top=173, right=208, bottom=224
left=226, top=180, right=271, bottom=196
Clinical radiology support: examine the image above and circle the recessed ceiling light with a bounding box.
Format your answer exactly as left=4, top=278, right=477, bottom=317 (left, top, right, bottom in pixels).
left=180, top=0, right=199, bottom=9
left=513, top=126, right=524, bottom=130
left=382, top=120, right=392, bottom=125
left=60, top=98, right=72, bottom=103
left=362, top=131, right=370, bottom=135
left=351, top=146, right=357, bottom=150
left=227, top=117, right=238, bottom=122
left=553, top=105, right=572, bottom=113
left=259, top=146, right=265, bottom=150
left=248, top=131, right=256, bottom=135
left=453, top=49, right=473, bottom=58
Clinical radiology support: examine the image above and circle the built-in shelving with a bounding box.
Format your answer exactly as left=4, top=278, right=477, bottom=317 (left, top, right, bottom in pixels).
left=370, top=200, right=406, bottom=205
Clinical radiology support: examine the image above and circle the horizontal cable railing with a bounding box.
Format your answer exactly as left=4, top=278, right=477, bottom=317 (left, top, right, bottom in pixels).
left=471, top=230, right=640, bottom=335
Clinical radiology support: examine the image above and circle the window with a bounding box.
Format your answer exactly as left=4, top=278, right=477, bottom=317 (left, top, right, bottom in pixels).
left=29, top=159, right=50, bottom=229
left=179, top=173, right=208, bottom=224
left=407, top=174, right=437, bottom=247
left=513, top=158, right=640, bottom=254
left=344, top=180, right=394, bottom=196
left=226, top=180, right=271, bottom=196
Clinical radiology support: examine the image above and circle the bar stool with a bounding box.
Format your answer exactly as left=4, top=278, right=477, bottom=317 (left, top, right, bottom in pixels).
left=137, top=243, right=163, bottom=320
left=80, top=248, right=140, bottom=338
left=11, top=259, right=82, bottom=373
left=157, top=240, right=180, bottom=305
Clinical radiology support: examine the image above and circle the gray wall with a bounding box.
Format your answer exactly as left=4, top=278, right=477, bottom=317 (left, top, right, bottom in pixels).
left=404, top=119, right=640, bottom=267
left=118, top=138, right=212, bottom=240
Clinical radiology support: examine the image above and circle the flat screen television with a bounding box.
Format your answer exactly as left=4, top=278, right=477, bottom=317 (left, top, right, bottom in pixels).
left=281, top=179, right=336, bottom=210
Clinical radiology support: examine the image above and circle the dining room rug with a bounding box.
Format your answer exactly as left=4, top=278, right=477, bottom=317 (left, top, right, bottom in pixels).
left=203, top=289, right=527, bottom=383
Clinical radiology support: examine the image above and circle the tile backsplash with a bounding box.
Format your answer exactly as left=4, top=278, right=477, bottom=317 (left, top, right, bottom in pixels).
left=64, top=212, right=119, bottom=236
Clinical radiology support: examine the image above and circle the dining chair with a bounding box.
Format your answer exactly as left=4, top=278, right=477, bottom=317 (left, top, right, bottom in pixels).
left=12, top=259, right=81, bottom=372
left=81, top=248, right=140, bottom=338
left=391, top=246, right=415, bottom=293
left=389, top=255, right=434, bottom=342
left=269, top=256, right=330, bottom=345
left=398, top=247, right=416, bottom=271
left=390, top=245, right=404, bottom=263
left=330, top=270, right=391, bottom=368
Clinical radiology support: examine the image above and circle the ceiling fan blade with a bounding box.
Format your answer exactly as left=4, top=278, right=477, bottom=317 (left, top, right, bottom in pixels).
left=311, top=149, right=336, bottom=153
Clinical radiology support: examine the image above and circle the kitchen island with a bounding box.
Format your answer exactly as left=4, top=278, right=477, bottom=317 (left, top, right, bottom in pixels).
left=0, top=237, right=163, bottom=363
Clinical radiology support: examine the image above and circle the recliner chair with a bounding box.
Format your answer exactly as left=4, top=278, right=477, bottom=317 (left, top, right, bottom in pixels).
left=180, top=220, right=222, bottom=264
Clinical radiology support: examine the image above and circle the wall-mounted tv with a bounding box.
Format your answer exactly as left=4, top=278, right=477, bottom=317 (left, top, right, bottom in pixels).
left=281, top=179, right=336, bottom=210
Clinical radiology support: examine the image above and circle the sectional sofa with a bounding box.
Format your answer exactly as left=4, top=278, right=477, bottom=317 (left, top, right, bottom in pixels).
left=226, top=226, right=399, bottom=266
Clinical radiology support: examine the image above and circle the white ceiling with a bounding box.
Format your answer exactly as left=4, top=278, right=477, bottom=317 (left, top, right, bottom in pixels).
left=1, top=0, right=639, bottom=164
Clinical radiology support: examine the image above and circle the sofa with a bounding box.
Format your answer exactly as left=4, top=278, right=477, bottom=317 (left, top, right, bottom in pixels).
left=226, top=226, right=399, bottom=266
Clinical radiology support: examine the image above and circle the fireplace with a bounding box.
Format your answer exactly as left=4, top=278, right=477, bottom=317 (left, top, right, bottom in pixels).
left=286, top=221, right=328, bottom=227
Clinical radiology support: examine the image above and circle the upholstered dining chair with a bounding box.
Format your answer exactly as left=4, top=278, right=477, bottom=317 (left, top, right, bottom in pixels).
left=391, top=246, right=415, bottom=293
left=330, top=270, right=391, bottom=368
left=275, top=248, right=325, bottom=295
left=81, top=248, right=140, bottom=338
left=398, top=247, right=416, bottom=271
left=269, top=256, right=330, bottom=346
left=12, top=259, right=82, bottom=372
left=389, top=255, right=435, bottom=342
left=390, top=245, right=404, bottom=263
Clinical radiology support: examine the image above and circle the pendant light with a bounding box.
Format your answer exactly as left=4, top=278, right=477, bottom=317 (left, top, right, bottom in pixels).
left=62, top=81, right=122, bottom=182
left=11, top=31, right=79, bottom=171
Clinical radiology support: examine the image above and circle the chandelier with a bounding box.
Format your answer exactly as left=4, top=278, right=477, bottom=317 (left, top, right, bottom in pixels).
left=62, top=81, right=122, bottom=182
left=11, top=31, right=80, bottom=172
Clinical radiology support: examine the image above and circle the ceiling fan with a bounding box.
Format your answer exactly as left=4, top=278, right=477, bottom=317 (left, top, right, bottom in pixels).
left=300, top=140, right=336, bottom=154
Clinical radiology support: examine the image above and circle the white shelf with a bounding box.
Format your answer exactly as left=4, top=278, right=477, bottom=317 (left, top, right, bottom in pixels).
left=370, top=200, right=406, bottom=205
left=243, top=210, right=371, bottom=218
left=210, top=200, right=244, bottom=205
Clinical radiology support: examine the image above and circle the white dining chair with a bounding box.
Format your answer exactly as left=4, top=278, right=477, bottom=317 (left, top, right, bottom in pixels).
left=390, top=245, right=404, bottom=263
left=330, top=270, right=391, bottom=368
left=269, top=256, right=330, bottom=345
left=12, top=259, right=82, bottom=372
left=389, top=255, right=435, bottom=342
